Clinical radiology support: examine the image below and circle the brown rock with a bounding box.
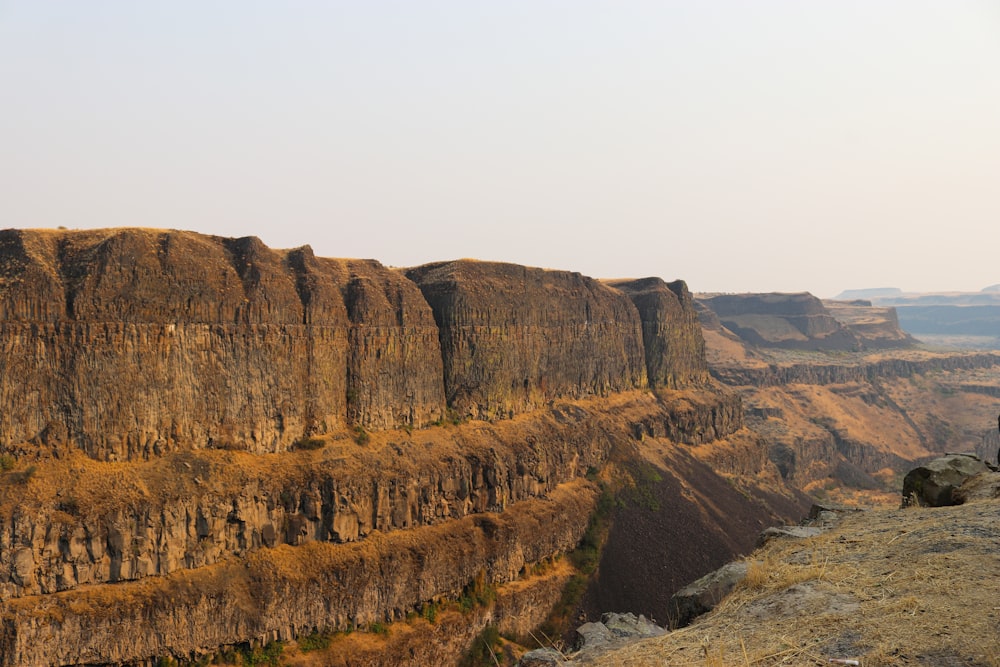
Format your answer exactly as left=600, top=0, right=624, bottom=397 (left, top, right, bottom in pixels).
left=406, top=260, right=647, bottom=420
left=607, top=277, right=709, bottom=389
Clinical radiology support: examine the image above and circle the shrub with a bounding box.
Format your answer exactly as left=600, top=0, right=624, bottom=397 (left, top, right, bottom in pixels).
left=298, top=629, right=332, bottom=652
left=354, top=426, right=370, bottom=446
left=293, top=436, right=325, bottom=451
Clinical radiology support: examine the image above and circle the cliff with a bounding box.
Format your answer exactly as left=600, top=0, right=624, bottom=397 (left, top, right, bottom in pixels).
left=606, top=278, right=709, bottom=389
left=0, top=228, right=805, bottom=664
left=1, top=232, right=722, bottom=460
left=822, top=299, right=917, bottom=349
left=405, top=260, right=648, bottom=420
left=697, top=292, right=860, bottom=351
left=0, top=229, right=446, bottom=458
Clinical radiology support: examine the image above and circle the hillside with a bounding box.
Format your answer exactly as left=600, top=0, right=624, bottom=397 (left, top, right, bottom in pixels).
left=572, top=493, right=1000, bottom=666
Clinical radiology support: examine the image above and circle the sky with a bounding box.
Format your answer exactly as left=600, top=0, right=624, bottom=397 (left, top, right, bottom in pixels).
left=1, top=2, right=998, bottom=298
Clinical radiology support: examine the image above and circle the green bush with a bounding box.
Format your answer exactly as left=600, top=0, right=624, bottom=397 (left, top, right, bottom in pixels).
left=298, top=629, right=332, bottom=652
left=293, top=436, right=325, bottom=451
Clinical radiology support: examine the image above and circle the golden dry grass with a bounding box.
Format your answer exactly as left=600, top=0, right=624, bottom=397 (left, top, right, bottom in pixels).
left=584, top=499, right=1000, bottom=666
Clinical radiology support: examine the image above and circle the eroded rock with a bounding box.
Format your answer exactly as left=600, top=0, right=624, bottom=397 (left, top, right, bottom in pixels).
left=902, top=454, right=995, bottom=507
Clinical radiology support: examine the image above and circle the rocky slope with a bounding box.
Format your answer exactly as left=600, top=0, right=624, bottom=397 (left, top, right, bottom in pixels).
left=822, top=298, right=917, bottom=349
left=575, top=496, right=1000, bottom=666
left=698, top=294, right=1000, bottom=494
left=697, top=292, right=861, bottom=351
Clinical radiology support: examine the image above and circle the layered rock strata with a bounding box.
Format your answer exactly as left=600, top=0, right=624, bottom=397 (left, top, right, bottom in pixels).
left=0, top=230, right=716, bottom=461
left=607, top=278, right=709, bottom=389
left=0, top=228, right=445, bottom=459
left=406, top=260, right=648, bottom=420
left=0, top=395, right=617, bottom=599
left=698, top=292, right=859, bottom=350
left=0, top=482, right=597, bottom=666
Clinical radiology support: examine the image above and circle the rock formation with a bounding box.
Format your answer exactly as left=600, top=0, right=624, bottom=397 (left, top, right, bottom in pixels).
left=0, top=228, right=797, bottom=665
left=607, top=277, right=709, bottom=389
left=698, top=292, right=859, bottom=351
left=405, top=260, right=648, bottom=420
left=0, top=229, right=447, bottom=459
left=822, top=299, right=917, bottom=349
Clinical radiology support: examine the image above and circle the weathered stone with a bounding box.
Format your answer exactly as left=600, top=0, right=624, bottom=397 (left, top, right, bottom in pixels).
left=518, top=648, right=565, bottom=666
left=573, top=621, right=614, bottom=651
left=756, top=526, right=823, bottom=547
left=406, top=260, right=648, bottom=420
left=698, top=292, right=860, bottom=351
left=600, top=612, right=665, bottom=639
left=607, top=278, right=709, bottom=389
left=0, top=228, right=446, bottom=458
left=902, top=453, right=994, bottom=507
left=669, top=561, right=748, bottom=628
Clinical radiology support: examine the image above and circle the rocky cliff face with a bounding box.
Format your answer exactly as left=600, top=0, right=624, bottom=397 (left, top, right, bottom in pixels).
left=0, top=394, right=616, bottom=600
left=698, top=292, right=860, bottom=350
left=0, top=227, right=798, bottom=665
left=0, top=231, right=723, bottom=461
left=607, top=278, right=709, bottom=389
left=0, top=482, right=597, bottom=667
left=822, top=299, right=916, bottom=349
left=405, top=261, right=648, bottom=420
left=0, top=229, right=445, bottom=459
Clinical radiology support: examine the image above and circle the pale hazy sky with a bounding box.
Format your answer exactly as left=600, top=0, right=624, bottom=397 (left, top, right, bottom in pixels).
left=2, top=2, right=998, bottom=297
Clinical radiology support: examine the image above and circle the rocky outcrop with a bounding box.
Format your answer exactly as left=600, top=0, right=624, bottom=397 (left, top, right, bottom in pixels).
left=0, top=229, right=446, bottom=459
left=668, top=561, right=748, bottom=628
left=698, top=292, right=860, bottom=351
left=902, top=454, right=996, bottom=507
left=629, top=387, right=744, bottom=446
left=0, top=395, right=620, bottom=599
left=406, top=260, right=647, bottom=420
left=822, top=299, right=916, bottom=349
left=0, top=482, right=598, bottom=667
left=711, top=353, right=1000, bottom=388
left=607, top=278, right=709, bottom=389
left=0, top=230, right=726, bottom=460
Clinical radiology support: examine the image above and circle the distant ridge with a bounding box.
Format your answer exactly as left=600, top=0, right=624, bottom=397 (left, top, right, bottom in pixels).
left=834, top=287, right=902, bottom=300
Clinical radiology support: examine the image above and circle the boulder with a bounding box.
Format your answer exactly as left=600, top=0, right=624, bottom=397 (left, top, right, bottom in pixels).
left=517, top=647, right=564, bottom=666
left=756, top=526, right=822, bottom=548
left=902, top=454, right=994, bottom=507
left=953, top=470, right=1000, bottom=504
left=668, top=561, right=748, bottom=628
left=600, top=612, right=665, bottom=639
left=573, top=621, right=614, bottom=651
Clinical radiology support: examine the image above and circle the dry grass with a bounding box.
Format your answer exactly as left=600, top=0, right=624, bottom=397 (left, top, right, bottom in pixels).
left=585, top=499, right=1000, bottom=666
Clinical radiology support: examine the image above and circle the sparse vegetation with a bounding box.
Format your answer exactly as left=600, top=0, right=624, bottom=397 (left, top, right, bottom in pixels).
left=353, top=425, right=370, bottom=445
left=297, top=629, right=333, bottom=652
left=458, top=624, right=502, bottom=667
left=293, top=435, right=325, bottom=451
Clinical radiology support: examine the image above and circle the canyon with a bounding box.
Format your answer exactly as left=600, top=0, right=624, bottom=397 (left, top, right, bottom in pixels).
left=0, top=228, right=996, bottom=666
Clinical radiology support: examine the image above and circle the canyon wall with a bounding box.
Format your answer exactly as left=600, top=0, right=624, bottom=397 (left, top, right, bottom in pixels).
left=0, top=396, right=615, bottom=600
left=607, top=277, right=709, bottom=389
left=0, top=229, right=447, bottom=458
left=0, top=230, right=720, bottom=460
left=0, top=482, right=597, bottom=667
left=405, top=260, right=648, bottom=420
